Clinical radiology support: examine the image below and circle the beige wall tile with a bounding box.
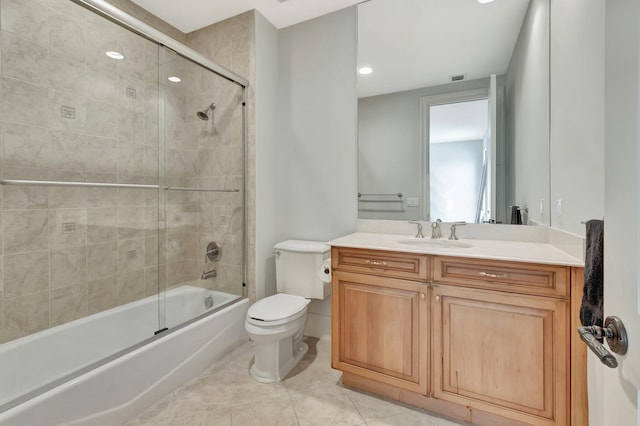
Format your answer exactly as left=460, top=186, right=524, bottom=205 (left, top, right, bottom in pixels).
left=0, top=0, right=48, bottom=42
left=118, top=238, right=145, bottom=272
left=4, top=291, right=49, bottom=341
left=48, top=10, right=86, bottom=59
left=3, top=250, right=49, bottom=298
left=88, top=275, right=118, bottom=314
left=49, top=208, right=87, bottom=248
left=118, top=206, right=146, bottom=240
left=0, top=77, right=49, bottom=130
left=48, top=48, right=86, bottom=95
left=50, top=284, right=88, bottom=326
left=86, top=138, right=119, bottom=175
left=88, top=208, right=117, bottom=243
left=86, top=101, right=119, bottom=139
left=88, top=241, right=118, bottom=279
left=51, top=246, right=87, bottom=289
left=3, top=209, right=48, bottom=254
left=49, top=129, right=87, bottom=171
left=48, top=170, right=87, bottom=209
left=47, top=89, right=87, bottom=132
left=118, top=269, right=144, bottom=304
left=2, top=167, right=48, bottom=209
left=1, top=31, right=48, bottom=85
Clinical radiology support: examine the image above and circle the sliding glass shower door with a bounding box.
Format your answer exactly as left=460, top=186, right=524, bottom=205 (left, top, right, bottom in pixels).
left=158, top=47, right=246, bottom=330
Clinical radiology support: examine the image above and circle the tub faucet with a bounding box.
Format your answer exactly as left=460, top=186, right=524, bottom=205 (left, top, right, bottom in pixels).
left=431, top=219, right=442, bottom=239
left=201, top=269, right=217, bottom=280
left=408, top=220, right=424, bottom=238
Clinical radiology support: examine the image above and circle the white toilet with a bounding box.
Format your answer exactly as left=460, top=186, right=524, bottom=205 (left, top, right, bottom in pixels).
left=245, top=240, right=331, bottom=383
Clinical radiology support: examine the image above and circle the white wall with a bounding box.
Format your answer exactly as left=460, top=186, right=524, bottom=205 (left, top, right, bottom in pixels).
left=548, top=0, right=606, bottom=424
left=255, top=11, right=283, bottom=300
left=505, top=0, right=550, bottom=225
left=277, top=8, right=358, bottom=243
left=269, top=7, right=358, bottom=336
left=549, top=0, right=605, bottom=235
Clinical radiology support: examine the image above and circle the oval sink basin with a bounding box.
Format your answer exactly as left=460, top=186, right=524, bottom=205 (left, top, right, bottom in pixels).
left=397, top=239, right=473, bottom=249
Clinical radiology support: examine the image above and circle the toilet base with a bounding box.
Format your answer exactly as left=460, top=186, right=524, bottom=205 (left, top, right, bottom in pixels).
left=249, top=340, right=309, bottom=383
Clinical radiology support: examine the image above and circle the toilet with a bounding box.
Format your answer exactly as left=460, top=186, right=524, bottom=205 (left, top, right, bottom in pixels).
left=245, top=240, right=331, bottom=383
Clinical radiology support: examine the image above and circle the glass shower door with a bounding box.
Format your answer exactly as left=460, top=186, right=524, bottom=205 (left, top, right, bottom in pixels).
left=158, top=47, right=245, bottom=331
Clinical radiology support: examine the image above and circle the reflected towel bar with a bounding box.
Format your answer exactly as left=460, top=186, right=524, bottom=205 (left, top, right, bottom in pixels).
left=0, top=180, right=239, bottom=193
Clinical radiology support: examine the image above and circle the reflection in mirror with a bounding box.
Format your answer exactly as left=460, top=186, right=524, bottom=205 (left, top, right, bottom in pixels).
left=357, top=0, right=550, bottom=225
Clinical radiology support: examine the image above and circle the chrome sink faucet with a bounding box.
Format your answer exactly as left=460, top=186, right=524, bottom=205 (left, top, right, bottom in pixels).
left=408, top=220, right=424, bottom=238
left=448, top=222, right=466, bottom=240
left=431, top=219, right=442, bottom=239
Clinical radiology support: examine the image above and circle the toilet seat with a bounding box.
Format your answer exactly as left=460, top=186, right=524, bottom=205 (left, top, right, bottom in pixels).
left=247, top=294, right=310, bottom=326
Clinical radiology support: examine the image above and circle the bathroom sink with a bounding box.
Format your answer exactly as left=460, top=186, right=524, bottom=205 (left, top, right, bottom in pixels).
left=396, top=239, right=473, bottom=249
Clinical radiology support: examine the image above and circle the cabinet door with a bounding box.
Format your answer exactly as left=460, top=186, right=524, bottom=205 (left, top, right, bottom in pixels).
left=431, top=285, right=568, bottom=425
left=332, top=271, right=428, bottom=394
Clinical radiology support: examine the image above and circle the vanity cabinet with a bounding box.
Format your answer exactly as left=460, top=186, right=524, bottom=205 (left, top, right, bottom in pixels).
left=431, top=284, right=568, bottom=425
left=331, top=247, right=429, bottom=394
left=331, top=246, right=585, bottom=426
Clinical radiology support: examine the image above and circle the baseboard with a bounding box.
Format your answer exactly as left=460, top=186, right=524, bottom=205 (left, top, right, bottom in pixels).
left=304, top=313, right=331, bottom=339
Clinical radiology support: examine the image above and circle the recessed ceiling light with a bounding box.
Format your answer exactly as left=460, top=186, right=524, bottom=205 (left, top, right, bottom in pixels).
left=358, top=66, right=373, bottom=75
left=168, top=76, right=182, bottom=83
left=478, top=0, right=495, bottom=3
left=105, top=51, right=124, bottom=60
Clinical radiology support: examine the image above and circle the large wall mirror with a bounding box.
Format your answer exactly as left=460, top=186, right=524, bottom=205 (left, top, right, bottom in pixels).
left=357, top=0, right=550, bottom=225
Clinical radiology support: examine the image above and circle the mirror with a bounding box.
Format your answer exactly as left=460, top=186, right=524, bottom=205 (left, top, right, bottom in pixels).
left=357, top=0, right=550, bottom=225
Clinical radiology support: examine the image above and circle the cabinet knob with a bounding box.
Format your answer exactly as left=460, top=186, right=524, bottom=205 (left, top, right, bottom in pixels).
left=420, top=293, right=426, bottom=301
left=435, top=295, right=441, bottom=303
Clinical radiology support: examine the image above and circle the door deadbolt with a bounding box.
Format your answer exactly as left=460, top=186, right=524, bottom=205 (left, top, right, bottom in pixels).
left=578, top=316, right=628, bottom=368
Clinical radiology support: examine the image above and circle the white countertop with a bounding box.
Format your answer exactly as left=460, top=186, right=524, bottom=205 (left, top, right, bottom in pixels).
left=328, top=232, right=584, bottom=267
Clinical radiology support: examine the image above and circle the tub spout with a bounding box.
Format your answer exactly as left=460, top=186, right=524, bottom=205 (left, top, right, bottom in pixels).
left=201, top=269, right=217, bottom=280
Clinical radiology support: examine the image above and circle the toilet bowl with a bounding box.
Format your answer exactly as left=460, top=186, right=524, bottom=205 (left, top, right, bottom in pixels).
left=245, top=240, right=331, bottom=383
left=245, top=293, right=310, bottom=383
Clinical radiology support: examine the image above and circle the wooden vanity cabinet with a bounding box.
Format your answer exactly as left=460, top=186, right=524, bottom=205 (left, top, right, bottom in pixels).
left=431, top=284, right=569, bottom=425
left=331, top=246, right=585, bottom=426
left=331, top=247, right=429, bottom=394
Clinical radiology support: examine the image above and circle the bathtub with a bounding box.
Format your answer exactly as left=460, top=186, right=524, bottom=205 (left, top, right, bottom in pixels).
left=0, top=285, right=249, bottom=425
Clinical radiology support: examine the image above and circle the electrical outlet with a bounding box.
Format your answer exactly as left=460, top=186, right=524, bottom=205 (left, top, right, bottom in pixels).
left=539, top=199, right=544, bottom=215
left=406, top=197, right=419, bottom=207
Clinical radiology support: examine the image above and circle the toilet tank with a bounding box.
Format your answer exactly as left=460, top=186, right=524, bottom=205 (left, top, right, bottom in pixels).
left=274, top=240, right=331, bottom=299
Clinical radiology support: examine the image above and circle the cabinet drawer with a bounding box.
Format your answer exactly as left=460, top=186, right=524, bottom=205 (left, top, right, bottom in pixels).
left=432, top=256, right=569, bottom=298
left=332, top=247, right=429, bottom=281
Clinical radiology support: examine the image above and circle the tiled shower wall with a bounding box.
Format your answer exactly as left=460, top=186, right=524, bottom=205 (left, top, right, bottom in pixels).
left=0, top=0, right=247, bottom=343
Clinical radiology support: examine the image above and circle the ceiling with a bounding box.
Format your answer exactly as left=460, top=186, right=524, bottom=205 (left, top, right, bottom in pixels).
left=130, top=0, right=531, bottom=100
left=130, top=0, right=361, bottom=32
left=357, top=0, right=530, bottom=98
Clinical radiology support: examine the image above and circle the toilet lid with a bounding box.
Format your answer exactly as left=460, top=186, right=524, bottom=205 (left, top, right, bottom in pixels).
left=248, top=294, right=310, bottom=322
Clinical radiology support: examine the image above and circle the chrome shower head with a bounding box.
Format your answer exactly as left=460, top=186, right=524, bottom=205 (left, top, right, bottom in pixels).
left=197, top=102, right=216, bottom=121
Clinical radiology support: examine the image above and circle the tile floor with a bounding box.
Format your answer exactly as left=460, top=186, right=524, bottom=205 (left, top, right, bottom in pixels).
left=127, top=337, right=468, bottom=426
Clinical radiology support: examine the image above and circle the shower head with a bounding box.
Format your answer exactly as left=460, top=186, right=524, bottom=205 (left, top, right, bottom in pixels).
left=197, top=102, right=216, bottom=121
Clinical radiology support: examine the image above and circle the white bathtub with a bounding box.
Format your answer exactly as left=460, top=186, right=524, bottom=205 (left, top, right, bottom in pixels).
left=0, top=285, right=249, bottom=425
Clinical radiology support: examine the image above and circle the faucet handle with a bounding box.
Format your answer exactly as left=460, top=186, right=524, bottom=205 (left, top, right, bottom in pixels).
left=408, top=220, right=425, bottom=238
left=448, top=222, right=466, bottom=240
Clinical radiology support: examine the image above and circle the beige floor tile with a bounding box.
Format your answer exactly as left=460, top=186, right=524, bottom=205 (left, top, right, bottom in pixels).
left=231, top=396, right=299, bottom=426
left=288, top=384, right=365, bottom=426
left=366, top=411, right=436, bottom=426
left=342, top=387, right=423, bottom=422
left=128, top=339, right=467, bottom=426
left=427, top=412, right=472, bottom=426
